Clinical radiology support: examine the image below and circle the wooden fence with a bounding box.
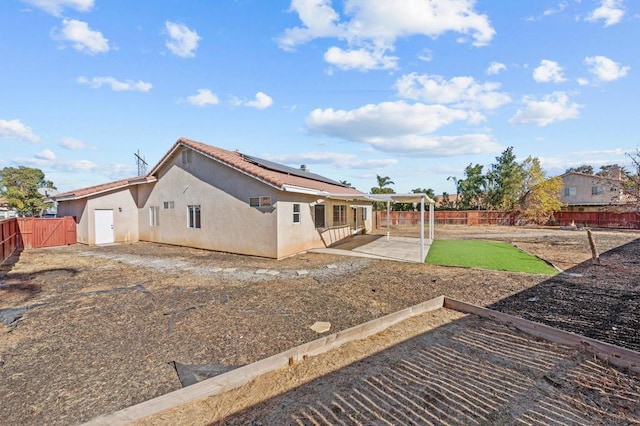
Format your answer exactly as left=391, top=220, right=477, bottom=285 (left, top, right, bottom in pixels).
left=375, top=210, right=515, bottom=227
left=0, top=217, right=77, bottom=264
left=549, top=211, right=640, bottom=229
left=375, top=210, right=640, bottom=229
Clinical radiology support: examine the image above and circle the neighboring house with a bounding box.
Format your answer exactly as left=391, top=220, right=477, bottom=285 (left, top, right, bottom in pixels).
left=0, top=197, right=17, bottom=219
left=559, top=168, right=627, bottom=211
left=54, top=138, right=373, bottom=259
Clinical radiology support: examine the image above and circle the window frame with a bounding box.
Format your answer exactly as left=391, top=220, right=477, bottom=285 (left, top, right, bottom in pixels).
left=332, top=204, right=347, bottom=226
left=591, top=186, right=604, bottom=196
left=163, top=201, right=175, bottom=209
left=293, top=203, right=301, bottom=223
left=249, top=196, right=272, bottom=208
left=187, top=204, right=201, bottom=229
left=149, top=205, right=159, bottom=227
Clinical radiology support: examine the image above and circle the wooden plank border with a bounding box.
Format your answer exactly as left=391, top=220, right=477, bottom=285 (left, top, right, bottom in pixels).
left=443, top=297, right=640, bottom=373
left=85, top=296, right=446, bottom=425
left=85, top=295, right=640, bottom=425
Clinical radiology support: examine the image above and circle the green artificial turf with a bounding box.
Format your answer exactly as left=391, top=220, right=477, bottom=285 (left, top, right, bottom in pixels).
left=425, top=239, right=557, bottom=274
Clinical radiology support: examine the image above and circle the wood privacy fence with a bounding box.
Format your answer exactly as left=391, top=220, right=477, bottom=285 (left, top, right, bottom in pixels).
left=375, top=210, right=515, bottom=227
left=375, top=210, right=640, bottom=229
left=0, top=217, right=77, bottom=264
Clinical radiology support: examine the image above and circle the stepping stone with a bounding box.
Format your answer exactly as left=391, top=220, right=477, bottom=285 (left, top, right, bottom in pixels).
left=310, top=321, right=331, bottom=333
left=266, top=270, right=279, bottom=276
left=255, top=269, right=269, bottom=274
left=210, top=267, right=222, bottom=273
left=326, top=264, right=338, bottom=269
left=223, top=268, right=237, bottom=273
left=296, top=270, right=309, bottom=276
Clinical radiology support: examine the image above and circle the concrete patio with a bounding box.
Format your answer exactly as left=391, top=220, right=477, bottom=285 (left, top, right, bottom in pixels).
left=310, top=234, right=431, bottom=263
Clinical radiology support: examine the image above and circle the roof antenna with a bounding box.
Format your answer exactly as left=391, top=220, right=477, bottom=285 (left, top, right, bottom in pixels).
left=135, top=150, right=148, bottom=176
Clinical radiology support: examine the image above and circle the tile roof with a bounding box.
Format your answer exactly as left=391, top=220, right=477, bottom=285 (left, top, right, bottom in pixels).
left=171, top=137, right=364, bottom=196
left=54, top=176, right=157, bottom=200
left=54, top=138, right=364, bottom=200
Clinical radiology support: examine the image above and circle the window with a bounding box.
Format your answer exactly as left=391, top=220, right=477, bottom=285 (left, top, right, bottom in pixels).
left=564, top=187, right=576, bottom=197
left=592, top=186, right=604, bottom=196
left=333, top=205, right=347, bottom=226
left=149, top=206, right=159, bottom=227
left=163, top=201, right=175, bottom=209
left=181, top=150, right=192, bottom=164
left=314, top=205, right=325, bottom=228
left=362, top=207, right=367, bottom=221
left=187, top=205, right=201, bottom=228
left=249, top=196, right=272, bottom=208
left=293, top=203, right=301, bottom=223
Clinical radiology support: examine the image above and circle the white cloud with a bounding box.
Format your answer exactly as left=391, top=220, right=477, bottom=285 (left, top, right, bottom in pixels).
left=265, top=151, right=398, bottom=169
left=324, top=46, right=398, bottom=71
left=585, top=0, right=625, bottom=26
left=486, top=61, right=506, bottom=75
left=77, top=76, right=152, bottom=92
left=22, top=0, right=93, bottom=16
left=509, top=92, right=581, bottom=127
left=59, top=136, right=88, bottom=150
left=234, top=92, right=274, bottom=110
left=577, top=77, right=590, bottom=86
left=533, top=59, right=566, bottom=83
left=53, top=19, right=109, bottom=54
left=35, top=149, right=56, bottom=161
left=543, top=1, right=568, bottom=17
left=417, top=48, right=433, bottom=62
left=395, top=73, right=511, bottom=110
left=0, top=119, right=40, bottom=143
left=186, top=89, right=219, bottom=106
left=305, top=101, right=500, bottom=156
left=584, top=55, right=629, bottom=82
left=279, top=0, right=495, bottom=71
left=165, top=21, right=201, bottom=58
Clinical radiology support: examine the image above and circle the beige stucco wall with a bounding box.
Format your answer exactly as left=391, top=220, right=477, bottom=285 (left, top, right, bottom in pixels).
left=57, top=199, right=89, bottom=244
left=561, top=174, right=623, bottom=206
left=57, top=187, right=139, bottom=244
left=275, top=198, right=373, bottom=256
left=138, top=147, right=279, bottom=258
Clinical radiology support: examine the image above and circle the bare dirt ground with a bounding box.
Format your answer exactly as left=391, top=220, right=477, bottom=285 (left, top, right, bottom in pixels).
left=0, top=225, right=639, bottom=424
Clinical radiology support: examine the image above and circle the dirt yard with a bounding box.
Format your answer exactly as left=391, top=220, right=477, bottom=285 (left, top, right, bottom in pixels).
left=0, top=225, right=639, bottom=424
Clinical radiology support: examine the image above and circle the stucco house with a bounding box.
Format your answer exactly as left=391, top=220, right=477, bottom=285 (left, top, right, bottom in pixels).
left=559, top=168, right=627, bottom=211
left=54, top=138, right=373, bottom=259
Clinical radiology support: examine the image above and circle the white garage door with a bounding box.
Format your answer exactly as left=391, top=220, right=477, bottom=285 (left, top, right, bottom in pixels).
left=94, top=209, right=114, bottom=244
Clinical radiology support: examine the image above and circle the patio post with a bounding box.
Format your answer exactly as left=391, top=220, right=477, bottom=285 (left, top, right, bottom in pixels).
left=386, top=200, right=390, bottom=241
left=429, top=200, right=434, bottom=241
left=420, top=195, right=425, bottom=261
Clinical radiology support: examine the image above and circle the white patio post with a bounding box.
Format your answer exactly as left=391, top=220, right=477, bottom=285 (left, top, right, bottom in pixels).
left=386, top=200, right=390, bottom=241
left=429, top=200, right=435, bottom=241
left=420, top=194, right=425, bottom=261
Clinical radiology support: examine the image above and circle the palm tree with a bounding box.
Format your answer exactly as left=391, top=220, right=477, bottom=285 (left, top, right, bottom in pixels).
left=376, top=175, right=395, bottom=189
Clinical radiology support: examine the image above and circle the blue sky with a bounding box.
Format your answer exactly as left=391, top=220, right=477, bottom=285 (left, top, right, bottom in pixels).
left=1, top=0, right=638, bottom=195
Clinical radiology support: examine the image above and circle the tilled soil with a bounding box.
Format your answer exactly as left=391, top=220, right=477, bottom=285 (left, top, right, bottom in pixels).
left=0, top=225, right=638, bottom=424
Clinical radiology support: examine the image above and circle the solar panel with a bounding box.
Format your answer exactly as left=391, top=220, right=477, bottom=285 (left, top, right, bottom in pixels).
left=240, top=154, right=348, bottom=187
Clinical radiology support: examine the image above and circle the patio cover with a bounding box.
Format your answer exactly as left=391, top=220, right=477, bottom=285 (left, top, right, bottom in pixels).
left=326, top=192, right=436, bottom=262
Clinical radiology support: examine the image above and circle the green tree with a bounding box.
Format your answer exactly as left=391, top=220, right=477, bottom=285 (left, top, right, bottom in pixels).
left=339, top=180, right=353, bottom=188
left=517, top=156, right=563, bottom=224
left=0, top=166, right=56, bottom=216
left=370, top=175, right=395, bottom=211
left=485, top=147, right=525, bottom=211
left=566, top=165, right=594, bottom=174
left=448, top=163, right=486, bottom=210
left=624, top=149, right=640, bottom=211
left=410, top=187, right=435, bottom=200
left=438, top=192, right=456, bottom=210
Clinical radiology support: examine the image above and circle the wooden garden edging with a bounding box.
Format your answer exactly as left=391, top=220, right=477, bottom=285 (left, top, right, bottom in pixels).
left=84, top=296, right=640, bottom=425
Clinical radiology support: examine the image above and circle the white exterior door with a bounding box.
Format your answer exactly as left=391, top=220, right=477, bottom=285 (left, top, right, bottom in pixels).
left=94, top=209, right=114, bottom=244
